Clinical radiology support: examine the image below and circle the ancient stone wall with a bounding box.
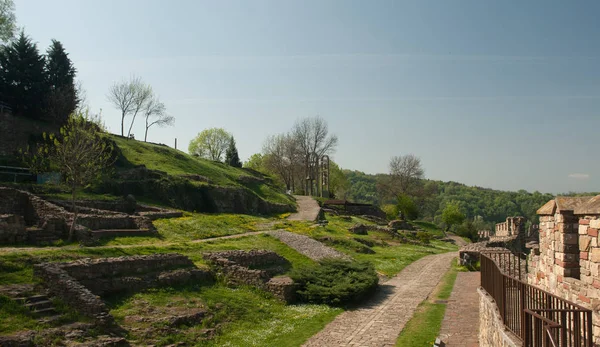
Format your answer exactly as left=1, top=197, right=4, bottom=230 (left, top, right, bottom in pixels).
left=203, top=250, right=296, bottom=302
left=478, top=288, right=521, bottom=347
left=527, top=210, right=600, bottom=342
left=34, top=254, right=212, bottom=323
left=0, top=112, right=59, bottom=156
left=495, top=216, right=525, bottom=237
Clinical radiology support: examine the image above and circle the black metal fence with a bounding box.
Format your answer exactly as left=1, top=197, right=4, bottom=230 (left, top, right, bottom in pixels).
left=481, top=252, right=593, bottom=347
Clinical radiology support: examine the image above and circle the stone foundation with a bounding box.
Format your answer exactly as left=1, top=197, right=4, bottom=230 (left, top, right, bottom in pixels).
left=34, top=254, right=212, bottom=323
left=203, top=250, right=296, bottom=303
left=478, top=287, right=521, bottom=347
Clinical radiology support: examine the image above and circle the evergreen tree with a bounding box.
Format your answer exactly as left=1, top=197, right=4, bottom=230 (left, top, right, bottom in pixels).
left=44, top=39, right=77, bottom=123
left=225, top=136, right=242, bottom=168
left=0, top=31, right=47, bottom=119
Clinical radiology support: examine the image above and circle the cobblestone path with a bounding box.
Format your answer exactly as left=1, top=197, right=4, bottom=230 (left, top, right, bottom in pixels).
left=303, top=252, right=457, bottom=347
left=267, top=230, right=348, bottom=261
left=287, top=195, right=322, bottom=221
left=439, top=272, right=480, bottom=347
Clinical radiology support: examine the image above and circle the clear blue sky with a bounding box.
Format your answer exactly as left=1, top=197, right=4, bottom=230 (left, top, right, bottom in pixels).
left=13, top=0, right=600, bottom=193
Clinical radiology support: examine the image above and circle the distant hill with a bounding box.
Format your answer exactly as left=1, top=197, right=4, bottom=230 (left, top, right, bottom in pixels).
left=344, top=170, right=558, bottom=226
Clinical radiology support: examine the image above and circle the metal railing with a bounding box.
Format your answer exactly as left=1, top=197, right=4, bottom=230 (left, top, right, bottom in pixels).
left=0, top=165, right=33, bottom=183
left=481, top=252, right=593, bottom=346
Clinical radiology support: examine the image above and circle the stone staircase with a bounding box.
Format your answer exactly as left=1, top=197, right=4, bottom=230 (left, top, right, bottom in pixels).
left=14, top=294, right=62, bottom=322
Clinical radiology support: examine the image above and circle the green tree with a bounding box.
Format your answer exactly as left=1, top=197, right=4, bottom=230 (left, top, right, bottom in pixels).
left=225, top=136, right=242, bottom=168
left=25, top=112, right=114, bottom=240
left=0, top=0, right=16, bottom=42
left=244, top=153, right=265, bottom=171
left=44, top=39, right=77, bottom=124
left=0, top=32, right=47, bottom=119
left=396, top=193, right=418, bottom=220
left=328, top=161, right=349, bottom=199
left=441, top=201, right=466, bottom=231
left=188, top=128, right=232, bottom=161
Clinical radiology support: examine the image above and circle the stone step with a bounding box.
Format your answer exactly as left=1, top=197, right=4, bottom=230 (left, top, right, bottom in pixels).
left=38, top=314, right=63, bottom=324
left=32, top=307, right=58, bottom=317
left=25, top=300, right=54, bottom=311
left=91, top=229, right=154, bottom=237
left=14, top=294, right=48, bottom=304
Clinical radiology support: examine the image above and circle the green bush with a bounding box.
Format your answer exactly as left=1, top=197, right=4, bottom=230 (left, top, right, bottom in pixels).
left=416, top=231, right=432, bottom=244
left=290, top=258, right=379, bottom=306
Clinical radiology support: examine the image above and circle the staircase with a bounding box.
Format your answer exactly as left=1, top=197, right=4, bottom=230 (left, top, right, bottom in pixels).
left=14, top=294, right=62, bottom=322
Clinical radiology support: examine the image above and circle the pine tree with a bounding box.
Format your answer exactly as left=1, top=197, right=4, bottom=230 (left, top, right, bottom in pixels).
left=44, top=39, right=77, bottom=124
left=0, top=31, right=47, bottom=119
left=225, top=136, right=242, bottom=168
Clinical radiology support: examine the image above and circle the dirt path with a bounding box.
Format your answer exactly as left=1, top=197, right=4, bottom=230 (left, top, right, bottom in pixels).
left=447, top=233, right=469, bottom=247
left=303, top=252, right=457, bottom=347
left=438, top=272, right=480, bottom=346
left=287, top=195, right=321, bottom=221
left=267, top=230, right=348, bottom=261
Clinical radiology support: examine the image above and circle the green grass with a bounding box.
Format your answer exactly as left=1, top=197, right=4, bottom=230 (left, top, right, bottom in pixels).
left=0, top=295, right=45, bottom=334
left=108, top=284, right=341, bottom=347
left=409, top=221, right=446, bottom=237
left=395, top=259, right=465, bottom=346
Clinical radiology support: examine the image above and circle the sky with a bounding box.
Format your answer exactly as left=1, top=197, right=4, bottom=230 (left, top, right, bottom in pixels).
left=12, top=0, right=600, bottom=194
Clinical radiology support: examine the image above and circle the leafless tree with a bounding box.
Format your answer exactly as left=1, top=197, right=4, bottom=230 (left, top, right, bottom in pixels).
left=263, top=133, right=300, bottom=191
left=388, top=154, right=424, bottom=195
left=107, top=76, right=152, bottom=137
left=291, top=116, right=338, bottom=194
left=143, top=97, right=174, bottom=142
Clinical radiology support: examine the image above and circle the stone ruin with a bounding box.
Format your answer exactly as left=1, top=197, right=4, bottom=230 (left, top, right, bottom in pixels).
left=494, top=216, right=525, bottom=237
left=0, top=187, right=183, bottom=245
left=203, top=250, right=297, bottom=303
left=33, top=254, right=212, bottom=325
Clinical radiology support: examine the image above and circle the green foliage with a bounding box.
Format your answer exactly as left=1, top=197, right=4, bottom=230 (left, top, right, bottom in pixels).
left=0, top=31, right=48, bottom=119
left=397, top=193, right=418, bottom=220
left=44, top=39, right=77, bottom=124
left=244, top=153, right=266, bottom=171
left=225, top=136, right=242, bottom=168
left=0, top=0, right=16, bottom=42
left=291, top=258, right=379, bottom=306
left=188, top=127, right=232, bottom=162
left=381, top=204, right=398, bottom=220
left=416, top=231, right=432, bottom=244
left=328, top=161, right=349, bottom=199
left=441, top=201, right=465, bottom=231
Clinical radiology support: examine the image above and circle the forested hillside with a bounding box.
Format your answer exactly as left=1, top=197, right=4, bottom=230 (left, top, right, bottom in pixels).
left=344, top=170, right=557, bottom=226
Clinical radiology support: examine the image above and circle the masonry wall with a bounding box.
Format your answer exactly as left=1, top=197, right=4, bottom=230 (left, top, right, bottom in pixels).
left=528, top=212, right=600, bottom=343
left=478, top=288, right=520, bottom=347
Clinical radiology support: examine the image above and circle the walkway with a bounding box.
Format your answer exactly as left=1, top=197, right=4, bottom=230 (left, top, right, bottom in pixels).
left=438, top=272, right=480, bottom=347
left=287, top=195, right=321, bottom=221
left=267, top=230, right=348, bottom=261
left=303, top=252, right=457, bottom=347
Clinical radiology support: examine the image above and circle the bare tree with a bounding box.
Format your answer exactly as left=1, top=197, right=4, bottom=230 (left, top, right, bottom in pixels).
left=106, top=76, right=152, bottom=137
left=263, top=133, right=298, bottom=190
left=143, top=97, right=174, bottom=142
left=388, top=154, right=424, bottom=195
left=291, top=116, right=338, bottom=194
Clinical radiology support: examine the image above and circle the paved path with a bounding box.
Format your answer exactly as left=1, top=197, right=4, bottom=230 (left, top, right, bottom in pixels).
left=303, top=252, right=457, bottom=347
left=287, top=195, right=321, bottom=221
left=267, top=230, right=348, bottom=261
left=439, top=272, right=480, bottom=347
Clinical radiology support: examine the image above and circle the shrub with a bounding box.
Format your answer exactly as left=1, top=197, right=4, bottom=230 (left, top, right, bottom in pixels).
left=381, top=204, right=398, bottom=220
left=416, top=231, right=432, bottom=244
left=290, top=258, right=379, bottom=306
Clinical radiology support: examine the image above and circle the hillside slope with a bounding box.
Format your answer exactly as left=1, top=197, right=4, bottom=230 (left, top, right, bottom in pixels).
left=95, top=135, right=295, bottom=214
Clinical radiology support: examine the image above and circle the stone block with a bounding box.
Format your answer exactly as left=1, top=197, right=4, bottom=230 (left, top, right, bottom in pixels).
left=590, top=228, right=599, bottom=237
left=581, top=252, right=589, bottom=260
left=591, top=263, right=600, bottom=277
left=580, top=225, right=590, bottom=235
left=591, top=219, right=600, bottom=229
left=581, top=219, right=591, bottom=225
left=591, top=249, right=600, bottom=262
left=580, top=236, right=592, bottom=251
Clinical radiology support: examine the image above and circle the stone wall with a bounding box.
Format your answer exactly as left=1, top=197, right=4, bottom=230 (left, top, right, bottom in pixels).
left=203, top=250, right=296, bottom=302
left=495, top=216, right=525, bottom=237
left=478, top=287, right=521, bottom=347
left=0, top=112, right=59, bottom=156
left=34, top=254, right=212, bottom=323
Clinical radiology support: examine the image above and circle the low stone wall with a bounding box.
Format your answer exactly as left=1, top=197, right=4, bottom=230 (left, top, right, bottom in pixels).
left=478, top=287, right=521, bottom=347
left=34, top=254, right=212, bottom=323
left=203, top=250, right=295, bottom=302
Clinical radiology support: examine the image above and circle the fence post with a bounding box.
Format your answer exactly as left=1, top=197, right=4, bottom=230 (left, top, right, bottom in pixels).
left=520, top=281, right=526, bottom=341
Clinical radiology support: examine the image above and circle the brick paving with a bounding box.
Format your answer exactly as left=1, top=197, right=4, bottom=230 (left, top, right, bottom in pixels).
left=303, top=252, right=457, bottom=347
left=439, top=272, right=481, bottom=347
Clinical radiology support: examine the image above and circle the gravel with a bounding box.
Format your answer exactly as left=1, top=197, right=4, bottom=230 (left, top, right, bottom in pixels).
left=267, top=230, right=349, bottom=261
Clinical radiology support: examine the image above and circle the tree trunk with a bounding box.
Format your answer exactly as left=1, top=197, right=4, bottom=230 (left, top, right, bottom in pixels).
left=121, top=112, right=125, bottom=136
left=69, top=183, right=78, bottom=242
left=144, top=127, right=148, bottom=142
